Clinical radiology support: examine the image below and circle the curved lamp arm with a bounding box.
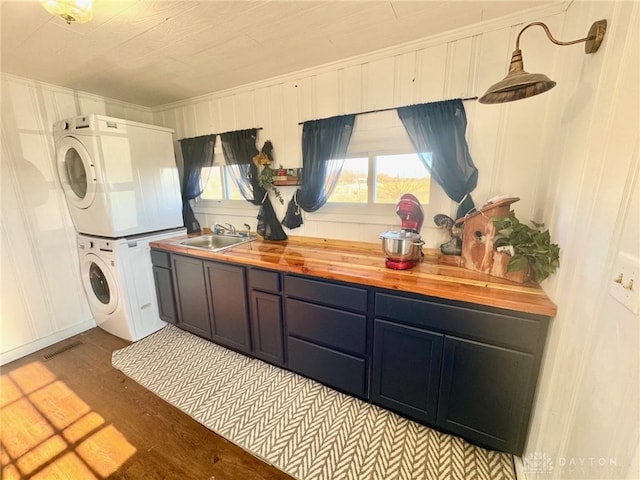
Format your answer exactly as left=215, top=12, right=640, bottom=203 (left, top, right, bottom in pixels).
left=515, top=20, right=607, bottom=54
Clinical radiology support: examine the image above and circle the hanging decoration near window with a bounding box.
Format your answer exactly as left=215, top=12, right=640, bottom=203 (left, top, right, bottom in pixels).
left=253, top=141, right=284, bottom=205
left=220, top=131, right=287, bottom=241
left=256, top=191, right=288, bottom=241
left=281, top=191, right=303, bottom=229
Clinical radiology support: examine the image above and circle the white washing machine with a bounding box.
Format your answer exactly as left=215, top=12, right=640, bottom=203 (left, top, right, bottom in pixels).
left=78, top=228, right=185, bottom=341
left=54, top=114, right=183, bottom=238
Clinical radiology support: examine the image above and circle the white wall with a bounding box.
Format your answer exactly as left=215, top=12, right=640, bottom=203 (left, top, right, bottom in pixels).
left=151, top=6, right=566, bottom=245
left=0, top=73, right=154, bottom=365
left=523, top=1, right=640, bottom=479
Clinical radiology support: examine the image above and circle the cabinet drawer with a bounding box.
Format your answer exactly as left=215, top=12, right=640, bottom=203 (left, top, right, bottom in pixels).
left=249, top=268, right=281, bottom=293
left=286, top=299, right=366, bottom=355
left=288, top=337, right=367, bottom=398
left=150, top=249, right=171, bottom=268
left=285, top=275, right=367, bottom=312
left=375, top=292, right=543, bottom=352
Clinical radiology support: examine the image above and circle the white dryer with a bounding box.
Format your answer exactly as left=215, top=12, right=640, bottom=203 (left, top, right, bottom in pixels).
left=54, top=114, right=183, bottom=238
left=77, top=228, right=185, bottom=341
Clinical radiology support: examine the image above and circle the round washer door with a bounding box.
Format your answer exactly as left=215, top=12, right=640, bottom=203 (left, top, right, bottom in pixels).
left=81, top=253, right=118, bottom=316
left=56, top=136, right=97, bottom=209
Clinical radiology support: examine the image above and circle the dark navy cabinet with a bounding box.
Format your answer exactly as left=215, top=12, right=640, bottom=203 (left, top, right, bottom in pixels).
left=151, top=248, right=550, bottom=456
left=371, top=319, right=443, bottom=424
left=204, top=261, right=252, bottom=354
left=284, top=275, right=370, bottom=399
left=373, top=290, right=549, bottom=455
left=437, top=336, right=535, bottom=454
left=151, top=250, right=177, bottom=324
left=171, top=255, right=212, bottom=340
left=249, top=268, right=284, bottom=366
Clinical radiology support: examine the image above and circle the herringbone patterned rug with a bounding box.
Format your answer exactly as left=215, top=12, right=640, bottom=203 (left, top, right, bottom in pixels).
left=112, top=325, right=515, bottom=480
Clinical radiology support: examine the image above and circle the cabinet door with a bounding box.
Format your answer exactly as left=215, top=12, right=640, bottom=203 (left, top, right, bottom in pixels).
left=205, top=261, right=251, bottom=354
left=172, top=256, right=212, bottom=339
left=152, top=266, right=176, bottom=324
left=437, top=336, right=534, bottom=455
left=250, top=291, right=284, bottom=366
left=371, top=319, right=443, bottom=424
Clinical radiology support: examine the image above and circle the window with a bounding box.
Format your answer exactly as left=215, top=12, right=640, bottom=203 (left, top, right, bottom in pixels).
left=312, top=110, right=452, bottom=222
left=327, top=153, right=431, bottom=205
left=200, top=165, right=244, bottom=201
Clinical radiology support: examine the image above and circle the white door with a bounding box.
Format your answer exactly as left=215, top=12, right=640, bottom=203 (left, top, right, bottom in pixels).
left=81, top=253, right=118, bottom=316
left=56, top=136, right=97, bottom=209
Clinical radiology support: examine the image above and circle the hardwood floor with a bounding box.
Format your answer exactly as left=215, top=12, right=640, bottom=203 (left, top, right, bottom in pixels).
left=0, top=328, right=295, bottom=480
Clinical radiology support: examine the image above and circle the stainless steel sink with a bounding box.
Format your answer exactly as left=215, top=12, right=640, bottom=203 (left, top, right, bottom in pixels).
left=174, top=234, right=256, bottom=252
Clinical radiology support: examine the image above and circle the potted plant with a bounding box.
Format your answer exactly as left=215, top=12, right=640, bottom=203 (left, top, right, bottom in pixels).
left=492, top=211, right=560, bottom=283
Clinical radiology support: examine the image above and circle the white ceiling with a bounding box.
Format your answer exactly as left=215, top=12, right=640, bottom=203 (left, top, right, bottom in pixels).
left=1, top=1, right=556, bottom=107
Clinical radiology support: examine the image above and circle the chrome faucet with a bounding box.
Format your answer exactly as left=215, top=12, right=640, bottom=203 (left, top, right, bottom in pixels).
left=213, top=223, right=236, bottom=235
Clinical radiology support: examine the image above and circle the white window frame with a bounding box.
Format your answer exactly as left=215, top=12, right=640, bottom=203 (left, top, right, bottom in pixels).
left=194, top=141, right=258, bottom=215
left=311, top=151, right=453, bottom=226
left=194, top=111, right=456, bottom=223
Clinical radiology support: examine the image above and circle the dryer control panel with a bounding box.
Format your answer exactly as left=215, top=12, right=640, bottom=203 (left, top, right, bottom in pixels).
left=78, top=236, right=113, bottom=252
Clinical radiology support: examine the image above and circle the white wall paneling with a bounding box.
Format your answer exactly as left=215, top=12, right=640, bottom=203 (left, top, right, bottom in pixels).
left=314, top=70, right=340, bottom=120
left=0, top=73, right=153, bottom=365
left=523, top=1, right=640, bottom=479
left=153, top=9, right=563, bottom=242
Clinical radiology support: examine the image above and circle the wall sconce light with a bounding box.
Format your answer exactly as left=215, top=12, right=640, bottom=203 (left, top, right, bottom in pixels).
left=41, top=0, right=93, bottom=24
left=479, top=20, right=607, bottom=104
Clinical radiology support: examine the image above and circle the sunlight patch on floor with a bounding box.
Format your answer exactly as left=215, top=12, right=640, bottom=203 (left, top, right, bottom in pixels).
left=0, top=360, right=136, bottom=478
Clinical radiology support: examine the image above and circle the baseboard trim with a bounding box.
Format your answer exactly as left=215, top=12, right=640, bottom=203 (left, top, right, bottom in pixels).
left=514, top=455, right=527, bottom=480
left=0, top=319, right=96, bottom=366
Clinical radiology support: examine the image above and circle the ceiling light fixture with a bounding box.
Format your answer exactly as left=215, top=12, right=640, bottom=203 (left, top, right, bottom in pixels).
left=41, top=0, right=93, bottom=24
left=479, top=20, right=607, bottom=104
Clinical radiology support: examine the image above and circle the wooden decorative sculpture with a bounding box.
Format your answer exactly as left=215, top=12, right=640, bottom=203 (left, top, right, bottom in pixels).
left=457, top=197, right=529, bottom=283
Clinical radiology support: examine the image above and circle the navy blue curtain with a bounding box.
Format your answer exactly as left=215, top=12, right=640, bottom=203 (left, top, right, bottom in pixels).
left=397, top=99, right=478, bottom=219
left=282, top=114, right=355, bottom=228
left=220, top=129, right=264, bottom=205
left=221, top=130, right=287, bottom=241
left=179, top=134, right=216, bottom=233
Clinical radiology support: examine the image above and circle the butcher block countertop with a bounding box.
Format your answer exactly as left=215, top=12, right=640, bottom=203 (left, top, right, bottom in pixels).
left=151, top=234, right=557, bottom=317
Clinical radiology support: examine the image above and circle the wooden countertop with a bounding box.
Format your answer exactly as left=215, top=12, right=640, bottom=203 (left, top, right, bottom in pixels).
left=151, top=234, right=557, bottom=317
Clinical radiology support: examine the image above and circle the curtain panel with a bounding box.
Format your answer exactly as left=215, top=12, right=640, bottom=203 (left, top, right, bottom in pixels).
left=179, top=134, right=216, bottom=233
left=220, top=129, right=264, bottom=205
left=397, top=99, right=478, bottom=220
left=282, top=114, right=355, bottom=229
left=221, top=129, right=287, bottom=241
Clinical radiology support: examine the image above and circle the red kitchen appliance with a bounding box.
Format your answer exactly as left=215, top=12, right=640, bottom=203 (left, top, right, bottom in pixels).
left=379, top=194, right=425, bottom=270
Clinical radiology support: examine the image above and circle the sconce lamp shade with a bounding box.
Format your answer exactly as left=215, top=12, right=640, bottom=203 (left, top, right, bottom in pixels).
left=41, top=0, right=93, bottom=24
left=479, top=20, right=606, bottom=105
left=478, top=49, right=556, bottom=104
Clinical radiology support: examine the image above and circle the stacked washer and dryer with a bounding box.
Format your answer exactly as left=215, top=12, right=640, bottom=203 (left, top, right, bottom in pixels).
left=53, top=115, right=185, bottom=341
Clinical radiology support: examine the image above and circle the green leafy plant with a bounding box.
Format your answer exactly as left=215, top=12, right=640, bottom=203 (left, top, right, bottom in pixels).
left=257, top=165, right=284, bottom=204
left=492, top=211, right=560, bottom=283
